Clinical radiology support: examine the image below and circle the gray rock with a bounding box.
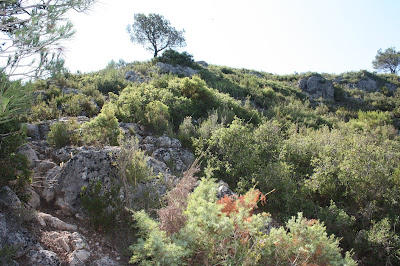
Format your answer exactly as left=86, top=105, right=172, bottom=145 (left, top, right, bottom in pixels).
left=0, top=212, right=37, bottom=258
left=17, top=144, right=39, bottom=168
left=38, top=123, right=50, bottom=139
left=26, top=187, right=41, bottom=209
left=156, top=62, right=199, bottom=77
left=70, top=232, right=88, bottom=250
left=91, top=256, right=120, bottom=266
left=68, top=249, right=91, bottom=265
left=34, top=160, right=57, bottom=176
left=300, top=76, right=334, bottom=101
left=384, top=83, right=397, bottom=92
left=357, top=78, right=378, bottom=92
left=298, top=78, right=308, bottom=91
left=196, top=61, right=208, bottom=67
left=25, top=123, right=40, bottom=140
left=62, top=88, right=80, bottom=95
left=54, top=147, right=120, bottom=214
left=217, top=180, right=234, bottom=199
left=0, top=186, right=22, bottom=213
left=27, top=249, right=60, bottom=266
left=36, top=212, right=77, bottom=231
left=32, top=90, right=46, bottom=100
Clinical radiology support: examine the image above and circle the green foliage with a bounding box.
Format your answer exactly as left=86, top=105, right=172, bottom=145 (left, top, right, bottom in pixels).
left=80, top=180, right=120, bottom=231
left=130, top=178, right=354, bottom=265
left=372, top=47, right=400, bottom=74
left=361, top=218, right=400, bottom=265
left=29, top=98, right=60, bottom=122
left=177, top=116, right=197, bottom=148
left=82, top=103, right=122, bottom=146
left=1, top=0, right=96, bottom=78
left=0, top=245, right=17, bottom=265
left=155, top=49, right=195, bottom=67
left=62, top=93, right=99, bottom=117
left=127, top=13, right=186, bottom=57
left=259, top=213, right=356, bottom=266
left=0, top=74, right=33, bottom=124
left=118, top=138, right=154, bottom=188
left=47, top=119, right=81, bottom=148
left=145, top=100, right=172, bottom=135
left=0, top=120, right=31, bottom=192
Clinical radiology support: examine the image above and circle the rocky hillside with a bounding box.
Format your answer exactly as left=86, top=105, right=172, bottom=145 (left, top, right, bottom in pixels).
left=1, top=51, right=400, bottom=265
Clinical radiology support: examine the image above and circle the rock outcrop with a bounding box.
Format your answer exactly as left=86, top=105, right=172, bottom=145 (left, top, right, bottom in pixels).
left=156, top=62, right=199, bottom=77
left=298, top=75, right=334, bottom=101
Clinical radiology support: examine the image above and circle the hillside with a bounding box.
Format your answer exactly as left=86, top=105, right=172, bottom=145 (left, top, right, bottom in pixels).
left=1, top=51, right=400, bottom=265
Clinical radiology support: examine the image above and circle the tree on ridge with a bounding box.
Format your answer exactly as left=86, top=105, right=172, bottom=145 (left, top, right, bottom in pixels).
left=372, top=47, right=400, bottom=74
left=127, top=13, right=186, bottom=57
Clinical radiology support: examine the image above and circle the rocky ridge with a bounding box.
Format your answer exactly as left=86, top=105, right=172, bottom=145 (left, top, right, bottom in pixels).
left=1, top=117, right=197, bottom=265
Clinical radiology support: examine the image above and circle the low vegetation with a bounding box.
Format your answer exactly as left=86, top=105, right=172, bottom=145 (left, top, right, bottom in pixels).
left=2, top=50, right=400, bottom=264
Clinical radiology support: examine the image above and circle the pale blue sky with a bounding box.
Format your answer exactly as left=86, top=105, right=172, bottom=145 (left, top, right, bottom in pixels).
left=64, top=0, right=400, bottom=75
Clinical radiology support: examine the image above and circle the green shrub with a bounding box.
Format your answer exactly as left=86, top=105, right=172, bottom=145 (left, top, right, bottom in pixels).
left=155, top=49, right=195, bottom=67
left=177, top=116, right=197, bottom=148
left=118, top=138, right=153, bottom=188
left=80, top=180, right=121, bottom=231
left=0, top=120, right=31, bottom=193
left=130, top=178, right=355, bottom=265
left=259, top=213, right=356, bottom=265
left=82, top=104, right=122, bottom=146
left=145, top=100, right=172, bottom=135
left=62, top=94, right=99, bottom=117
left=47, top=119, right=81, bottom=148
left=29, top=98, right=60, bottom=122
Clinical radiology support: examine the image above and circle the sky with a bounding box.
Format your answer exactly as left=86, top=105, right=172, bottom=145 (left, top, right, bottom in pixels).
left=64, top=0, right=400, bottom=75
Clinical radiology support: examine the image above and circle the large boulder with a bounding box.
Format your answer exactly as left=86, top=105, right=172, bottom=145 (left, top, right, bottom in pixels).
left=299, top=76, right=334, bottom=101
left=54, top=147, right=120, bottom=215
left=125, top=71, right=146, bottom=83
left=357, top=78, right=378, bottom=92
left=0, top=212, right=38, bottom=258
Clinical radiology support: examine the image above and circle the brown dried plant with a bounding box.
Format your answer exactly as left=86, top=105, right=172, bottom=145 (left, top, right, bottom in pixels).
left=157, top=158, right=201, bottom=235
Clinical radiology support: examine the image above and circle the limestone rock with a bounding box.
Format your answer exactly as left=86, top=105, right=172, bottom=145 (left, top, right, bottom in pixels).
left=156, top=62, right=199, bottom=77
left=0, top=212, right=37, bottom=258
left=62, top=88, right=80, bottom=95
left=70, top=232, right=88, bottom=250
left=36, top=212, right=77, bottom=231
left=0, top=186, right=23, bottom=213
left=17, top=144, right=39, bottom=167
left=196, top=61, right=208, bottom=67
left=27, top=249, right=61, bottom=266
left=217, top=180, right=234, bottom=199
left=25, top=123, right=41, bottom=140
left=357, top=78, right=378, bottom=92
left=299, top=76, right=334, bottom=101
left=91, top=256, right=120, bottom=266
left=68, top=249, right=91, bottom=265
left=54, top=147, right=120, bottom=214
left=26, top=187, right=41, bottom=209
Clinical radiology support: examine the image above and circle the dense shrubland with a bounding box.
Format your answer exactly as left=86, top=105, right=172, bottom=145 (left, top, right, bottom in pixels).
left=3, top=51, right=400, bottom=264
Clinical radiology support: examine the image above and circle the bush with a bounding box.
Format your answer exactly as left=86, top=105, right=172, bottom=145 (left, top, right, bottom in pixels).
left=155, top=49, right=195, bottom=67
left=80, top=180, right=121, bottom=231
left=81, top=104, right=122, bottom=146
left=0, top=120, right=31, bottom=193
left=177, top=116, right=197, bottom=148
left=129, top=178, right=355, bottom=265
left=29, top=98, right=60, bottom=122
left=259, top=213, right=356, bottom=265
left=47, top=119, right=81, bottom=148
left=145, top=100, right=172, bottom=135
